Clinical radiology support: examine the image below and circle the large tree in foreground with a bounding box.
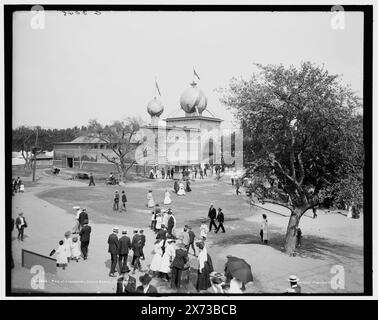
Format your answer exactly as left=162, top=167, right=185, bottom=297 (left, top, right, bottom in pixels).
left=220, top=62, right=364, bottom=255
left=86, top=117, right=144, bottom=183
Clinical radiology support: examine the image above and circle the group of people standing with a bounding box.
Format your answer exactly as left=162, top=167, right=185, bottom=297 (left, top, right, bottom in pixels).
left=54, top=215, right=92, bottom=270
left=12, top=177, right=24, bottom=195
left=113, top=190, right=128, bottom=212
left=107, top=227, right=147, bottom=277
left=173, top=179, right=191, bottom=195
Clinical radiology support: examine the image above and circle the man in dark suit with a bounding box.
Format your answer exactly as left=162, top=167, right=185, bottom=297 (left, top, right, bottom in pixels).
left=108, top=227, right=119, bottom=277
left=78, top=208, right=89, bottom=229
left=79, top=220, right=91, bottom=260
left=171, top=243, right=188, bottom=290
left=116, top=266, right=136, bottom=294
left=167, top=210, right=175, bottom=236
left=215, top=208, right=225, bottom=233
left=118, top=230, right=131, bottom=272
left=131, top=237, right=142, bottom=274
left=131, top=229, right=141, bottom=266
left=137, top=274, right=158, bottom=294
left=139, top=229, right=146, bottom=260
left=208, top=204, right=217, bottom=232
left=15, top=212, right=27, bottom=241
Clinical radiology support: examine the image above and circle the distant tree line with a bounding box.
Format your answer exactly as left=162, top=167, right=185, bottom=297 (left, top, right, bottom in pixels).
left=12, top=126, right=88, bottom=152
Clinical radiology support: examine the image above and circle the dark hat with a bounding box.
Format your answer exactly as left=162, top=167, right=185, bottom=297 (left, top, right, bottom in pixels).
left=122, top=230, right=127, bottom=234
left=121, top=266, right=131, bottom=274
left=139, top=273, right=152, bottom=285
left=196, top=241, right=205, bottom=249
left=289, top=275, right=299, bottom=283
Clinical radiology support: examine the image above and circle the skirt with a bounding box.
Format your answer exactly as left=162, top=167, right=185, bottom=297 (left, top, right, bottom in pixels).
left=196, top=262, right=211, bottom=291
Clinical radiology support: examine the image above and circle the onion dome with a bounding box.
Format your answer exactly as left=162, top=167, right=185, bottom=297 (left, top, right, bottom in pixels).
left=179, top=81, right=207, bottom=115
left=147, top=97, right=164, bottom=117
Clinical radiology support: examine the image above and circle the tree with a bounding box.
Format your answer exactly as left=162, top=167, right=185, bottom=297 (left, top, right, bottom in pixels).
left=87, top=117, right=144, bottom=182
left=12, top=126, right=39, bottom=169
left=220, top=62, right=363, bottom=255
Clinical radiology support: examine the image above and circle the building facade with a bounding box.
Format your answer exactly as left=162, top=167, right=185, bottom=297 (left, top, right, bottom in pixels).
left=53, top=80, right=223, bottom=173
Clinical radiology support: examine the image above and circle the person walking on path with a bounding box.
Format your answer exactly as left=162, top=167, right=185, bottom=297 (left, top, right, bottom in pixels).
left=150, top=239, right=164, bottom=277
left=187, top=226, right=196, bottom=256
left=235, top=178, right=241, bottom=195
left=167, top=209, right=176, bottom=237
left=113, top=191, right=120, bottom=211
left=182, top=226, right=190, bottom=250
left=296, top=228, right=302, bottom=248
left=121, top=190, right=127, bottom=212
left=78, top=208, right=88, bottom=230
left=139, top=229, right=146, bottom=260
left=195, top=241, right=213, bottom=292
left=147, top=190, right=155, bottom=208
left=108, top=227, right=119, bottom=277
left=164, top=189, right=172, bottom=205
left=70, top=237, right=81, bottom=262
left=208, top=204, right=218, bottom=232
left=171, top=243, right=189, bottom=290
left=215, top=208, right=225, bottom=233
left=88, top=173, right=95, bottom=186
left=131, top=237, right=143, bottom=274
left=79, top=220, right=91, bottom=260
left=63, top=231, right=72, bottom=263
left=260, top=214, right=269, bottom=244
left=15, top=212, right=27, bottom=241
left=55, top=240, right=68, bottom=270
left=200, top=219, right=209, bottom=241
left=118, top=230, right=131, bottom=272
left=159, top=237, right=175, bottom=281
left=72, top=207, right=81, bottom=234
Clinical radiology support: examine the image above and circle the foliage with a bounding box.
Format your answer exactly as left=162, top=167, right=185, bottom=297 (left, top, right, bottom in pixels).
left=220, top=62, right=364, bottom=253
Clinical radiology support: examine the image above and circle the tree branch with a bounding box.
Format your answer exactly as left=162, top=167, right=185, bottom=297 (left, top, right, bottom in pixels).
left=260, top=198, right=294, bottom=211
left=297, top=152, right=304, bottom=185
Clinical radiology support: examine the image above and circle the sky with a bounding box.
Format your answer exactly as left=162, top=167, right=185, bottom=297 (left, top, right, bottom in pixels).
left=12, top=10, right=364, bottom=129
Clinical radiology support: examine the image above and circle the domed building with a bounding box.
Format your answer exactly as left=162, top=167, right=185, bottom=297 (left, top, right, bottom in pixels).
left=53, top=79, right=223, bottom=175
left=142, top=80, right=223, bottom=173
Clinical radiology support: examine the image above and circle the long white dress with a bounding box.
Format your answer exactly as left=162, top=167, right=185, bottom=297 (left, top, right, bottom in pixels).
left=159, top=243, right=176, bottom=274
left=155, top=215, right=163, bottom=230
left=162, top=213, right=169, bottom=227
left=70, top=241, right=81, bottom=258
left=177, top=183, right=186, bottom=196
left=56, top=245, right=67, bottom=264
left=147, top=192, right=155, bottom=208
left=150, top=241, right=164, bottom=272
left=164, top=191, right=172, bottom=205
left=63, top=237, right=72, bottom=261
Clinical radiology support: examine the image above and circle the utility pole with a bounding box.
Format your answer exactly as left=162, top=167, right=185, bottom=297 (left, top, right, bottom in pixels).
left=32, top=128, right=39, bottom=182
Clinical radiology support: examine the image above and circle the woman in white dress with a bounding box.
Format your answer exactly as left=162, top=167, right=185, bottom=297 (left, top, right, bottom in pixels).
left=150, top=239, right=164, bottom=276
left=177, top=181, right=186, bottom=196
left=155, top=213, right=163, bottom=232
left=63, top=231, right=72, bottom=263
left=147, top=190, right=155, bottom=208
left=159, top=239, right=176, bottom=281
left=55, top=240, right=68, bottom=269
left=164, top=189, right=172, bottom=205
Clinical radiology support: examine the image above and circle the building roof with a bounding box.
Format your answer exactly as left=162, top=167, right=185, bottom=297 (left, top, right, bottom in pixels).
left=164, top=115, right=223, bottom=123
left=54, top=136, right=106, bottom=145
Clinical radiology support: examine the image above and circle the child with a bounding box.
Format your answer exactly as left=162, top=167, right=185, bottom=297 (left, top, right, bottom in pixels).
left=151, top=211, right=156, bottom=230
left=55, top=240, right=68, bottom=270
left=200, top=219, right=209, bottom=241
left=70, top=237, right=81, bottom=262
left=296, top=228, right=302, bottom=248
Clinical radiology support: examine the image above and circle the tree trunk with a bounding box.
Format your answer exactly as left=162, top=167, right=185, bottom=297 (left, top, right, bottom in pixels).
left=284, top=207, right=305, bottom=255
